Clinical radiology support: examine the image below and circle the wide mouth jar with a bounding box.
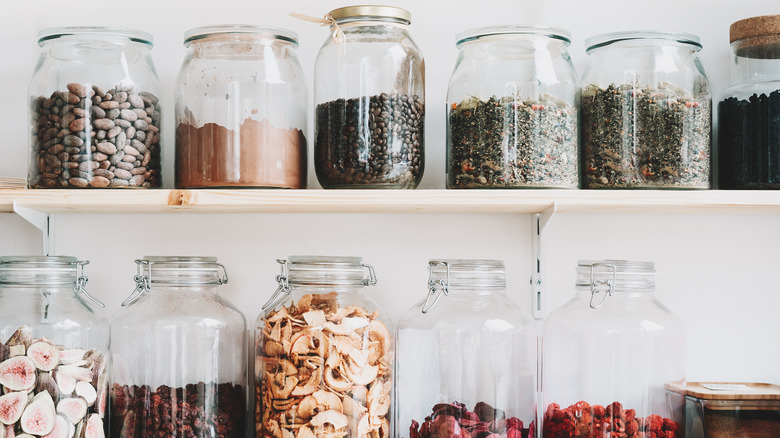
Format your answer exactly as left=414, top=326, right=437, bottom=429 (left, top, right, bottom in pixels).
left=183, top=24, right=299, bottom=48
left=456, top=25, right=571, bottom=48
left=328, top=5, right=411, bottom=25
left=38, top=26, right=154, bottom=47
left=585, top=30, right=701, bottom=53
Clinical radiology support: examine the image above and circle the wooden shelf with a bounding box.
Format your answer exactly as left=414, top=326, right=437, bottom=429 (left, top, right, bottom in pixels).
left=2, top=189, right=780, bottom=215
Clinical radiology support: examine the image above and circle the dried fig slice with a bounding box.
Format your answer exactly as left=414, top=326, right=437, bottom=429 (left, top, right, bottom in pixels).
left=0, top=391, right=28, bottom=425
left=56, top=397, right=87, bottom=424
left=0, top=357, right=37, bottom=391
left=55, top=366, right=92, bottom=383
left=26, top=342, right=60, bottom=372
left=83, top=413, right=104, bottom=438
left=41, top=414, right=73, bottom=438
left=56, top=350, right=85, bottom=366
left=20, top=392, right=56, bottom=436
left=54, top=371, right=76, bottom=396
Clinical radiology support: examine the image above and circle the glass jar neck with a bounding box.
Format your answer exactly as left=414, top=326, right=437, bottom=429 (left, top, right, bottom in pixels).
left=731, top=38, right=780, bottom=83
left=0, top=256, right=80, bottom=289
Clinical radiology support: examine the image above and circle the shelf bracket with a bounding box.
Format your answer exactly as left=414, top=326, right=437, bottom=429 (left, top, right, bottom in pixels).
left=531, top=202, right=557, bottom=319
left=12, top=202, right=54, bottom=256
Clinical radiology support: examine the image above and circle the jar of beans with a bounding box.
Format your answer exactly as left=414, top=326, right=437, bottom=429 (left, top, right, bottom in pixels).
left=396, top=260, right=537, bottom=438
left=255, top=256, right=392, bottom=438
left=28, top=27, right=163, bottom=189
left=580, top=31, right=712, bottom=189
left=313, top=6, right=425, bottom=188
left=110, top=257, right=246, bottom=438
left=447, top=26, right=579, bottom=189
left=542, top=260, right=686, bottom=438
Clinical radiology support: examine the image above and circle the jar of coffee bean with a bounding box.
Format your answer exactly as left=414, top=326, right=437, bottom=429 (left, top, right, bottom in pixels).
left=28, top=27, right=163, bottom=189
left=314, top=6, right=425, bottom=189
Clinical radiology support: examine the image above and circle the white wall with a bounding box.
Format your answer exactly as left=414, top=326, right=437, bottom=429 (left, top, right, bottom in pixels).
left=1, top=0, right=779, bottom=386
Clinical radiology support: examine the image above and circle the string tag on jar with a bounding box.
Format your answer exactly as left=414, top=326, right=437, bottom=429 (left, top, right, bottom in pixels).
left=290, top=12, right=347, bottom=63
left=73, top=260, right=105, bottom=308
left=589, top=263, right=616, bottom=309
left=262, top=259, right=292, bottom=311
left=122, top=259, right=152, bottom=307
left=422, top=261, right=450, bottom=313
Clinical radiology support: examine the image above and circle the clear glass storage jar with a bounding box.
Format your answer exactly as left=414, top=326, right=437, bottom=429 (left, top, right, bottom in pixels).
left=175, top=25, right=308, bottom=189
left=255, top=256, right=392, bottom=438
left=0, top=256, right=108, bottom=437
left=542, top=260, right=686, bottom=438
left=580, top=31, right=712, bottom=189
left=397, top=260, right=537, bottom=438
left=110, top=257, right=246, bottom=438
left=447, top=26, right=579, bottom=189
left=29, top=27, right=163, bottom=189
left=718, top=14, right=780, bottom=189
left=314, top=6, right=425, bottom=189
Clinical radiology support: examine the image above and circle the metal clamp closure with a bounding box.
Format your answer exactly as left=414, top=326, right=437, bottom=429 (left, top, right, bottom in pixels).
left=422, top=261, right=449, bottom=314
left=74, top=260, right=105, bottom=308
left=362, top=264, right=377, bottom=286
left=262, top=259, right=292, bottom=311
left=122, top=259, right=151, bottom=307
left=589, top=263, right=616, bottom=309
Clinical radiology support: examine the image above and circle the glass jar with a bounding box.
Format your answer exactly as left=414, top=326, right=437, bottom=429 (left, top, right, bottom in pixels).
left=175, top=25, right=308, bottom=189
left=397, top=260, right=537, bottom=438
left=314, top=6, right=425, bottom=189
left=580, top=31, right=712, bottom=189
left=28, top=27, right=163, bottom=189
left=542, top=261, right=686, bottom=438
left=110, top=257, right=246, bottom=438
left=0, top=256, right=108, bottom=437
left=255, top=256, right=392, bottom=438
left=447, top=26, right=579, bottom=189
left=718, top=15, right=780, bottom=189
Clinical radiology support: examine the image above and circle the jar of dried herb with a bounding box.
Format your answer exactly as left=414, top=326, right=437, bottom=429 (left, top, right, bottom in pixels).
left=255, top=256, right=392, bottom=438
left=718, top=15, right=780, bottom=189
left=397, top=260, right=537, bottom=438
left=542, top=260, right=686, bottom=438
left=581, top=32, right=712, bottom=189
left=447, top=26, right=579, bottom=189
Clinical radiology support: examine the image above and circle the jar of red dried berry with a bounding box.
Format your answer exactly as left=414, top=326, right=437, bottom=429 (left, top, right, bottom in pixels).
left=110, top=257, right=246, bottom=438
left=255, top=256, right=392, bottom=438
left=542, top=260, right=686, bottom=438
left=396, top=260, right=537, bottom=438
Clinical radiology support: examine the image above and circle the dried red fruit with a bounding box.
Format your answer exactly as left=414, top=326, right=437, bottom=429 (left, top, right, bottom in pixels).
left=411, top=401, right=530, bottom=438
left=542, top=401, right=680, bottom=438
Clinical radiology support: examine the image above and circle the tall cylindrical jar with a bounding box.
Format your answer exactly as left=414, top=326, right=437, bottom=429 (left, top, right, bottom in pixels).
left=0, top=256, right=109, bottom=437
left=580, top=31, right=711, bottom=189
left=255, top=256, right=392, bottom=438
left=447, top=26, right=579, bottom=189
left=28, top=27, right=163, bottom=189
left=542, top=261, right=686, bottom=438
left=397, top=260, right=537, bottom=438
left=110, top=257, right=246, bottom=438
left=175, top=25, right=308, bottom=189
left=314, top=6, right=425, bottom=189
left=718, top=15, right=780, bottom=189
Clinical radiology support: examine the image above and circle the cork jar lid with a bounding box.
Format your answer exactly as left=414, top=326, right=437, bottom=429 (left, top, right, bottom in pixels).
left=730, top=15, right=780, bottom=57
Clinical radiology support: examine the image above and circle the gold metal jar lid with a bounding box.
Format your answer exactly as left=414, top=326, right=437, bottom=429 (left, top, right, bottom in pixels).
left=328, top=5, right=411, bottom=24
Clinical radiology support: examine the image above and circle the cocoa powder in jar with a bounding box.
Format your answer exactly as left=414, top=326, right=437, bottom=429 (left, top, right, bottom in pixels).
left=175, top=117, right=306, bottom=189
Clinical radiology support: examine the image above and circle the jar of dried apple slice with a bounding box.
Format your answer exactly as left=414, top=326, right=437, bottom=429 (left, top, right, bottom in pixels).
left=255, top=256, right=392, bottom=438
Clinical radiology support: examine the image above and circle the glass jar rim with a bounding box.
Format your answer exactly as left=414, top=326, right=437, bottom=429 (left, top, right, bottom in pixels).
left=329, top=5, right=411, bottom=24
left=183, top=24, right=298, bottom=47
left=585, top=30, right=702, bottom=53
left=429, top=259, right=506, bottom=289
left=0, top=256, right=78, bottom=265
left=456, top=25, right=571, bottom=47
left=138, top=256, right=227, bottom=285
left=0, top=256, right=82, bottom=287
left=38, top=26, right=154, bottom=47
left=575, top=259, right=656, bottom=290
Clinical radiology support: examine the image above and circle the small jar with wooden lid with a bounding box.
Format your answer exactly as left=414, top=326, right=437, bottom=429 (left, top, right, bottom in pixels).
left=718, top=15, right=780, bottom=189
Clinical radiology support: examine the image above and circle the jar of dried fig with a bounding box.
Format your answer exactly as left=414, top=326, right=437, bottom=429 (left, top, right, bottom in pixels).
left=0, top=256, right=109, bottom=437
left=29, top=27, right=163, bottom=189
left=396, top=260, right=537, bottom=438
left=542, top=260, right=686, bottom=438
left=255, top=256, right=392, bottom=438
left=110, top=257, right=247, bottom=438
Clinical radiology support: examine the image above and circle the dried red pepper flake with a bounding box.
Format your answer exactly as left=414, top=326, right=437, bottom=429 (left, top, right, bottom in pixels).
left=543, top=401, right=680, bottom=438
left=411, top=401, right=534, bottom=438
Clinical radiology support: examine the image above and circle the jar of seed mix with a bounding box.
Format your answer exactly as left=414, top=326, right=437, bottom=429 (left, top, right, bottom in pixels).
left=397, top=260, right=537, bottom=438
left=314, top=6, right=425, bottom=189
left=580, top=31, right=712, bottom=189
left=29, top=27, right=163, bottom=189
left=542, top=260, right=686, bottom=438
left=447, top=26, right=579, bottom=189
left=255, top=256, right=392, bottom=438
left=718, top=15, right=780, bottom=189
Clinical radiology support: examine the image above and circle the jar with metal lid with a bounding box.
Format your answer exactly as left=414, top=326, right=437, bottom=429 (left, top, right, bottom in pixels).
left=397, top=260, right=537, bottom=438
left=175, top=25, right=308, bottom=189
left=0, top=256, right=108, bottom=437
left=28, top=27, right=163, bottom=189
left=542, top=260, right=685, bottom=438
left=581, top=31, right=712, bottom=189
left=110, top=257, right=246, bottom=438
left=447, top=26, right=579, bottom=189
left=314, top=5, right=425, bottom=189
left=255, top=256, right=392, bottom=438
left=718, top=15, right=780, bottom=189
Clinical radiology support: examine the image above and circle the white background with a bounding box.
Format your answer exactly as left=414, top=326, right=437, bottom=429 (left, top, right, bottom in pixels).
left=1, top=0, right=779, bottom=386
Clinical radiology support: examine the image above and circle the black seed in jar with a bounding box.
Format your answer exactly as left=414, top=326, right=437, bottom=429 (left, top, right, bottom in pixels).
left=315, top=93, right=424, bottom=188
